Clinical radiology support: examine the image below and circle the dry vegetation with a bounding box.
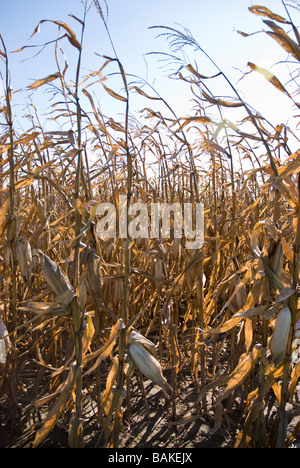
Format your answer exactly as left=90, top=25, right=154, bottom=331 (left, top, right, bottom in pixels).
left=1, top=1, right=300, bottom=448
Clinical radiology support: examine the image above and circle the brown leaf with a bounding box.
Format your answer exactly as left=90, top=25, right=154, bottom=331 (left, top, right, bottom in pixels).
left=215, top=345, right=262, bottom=404
left=83, top=319, right=124, bottom=374
left=29, top=72, right=61, bottom=90
left=176, top=115, right=214, bottom=131
left=131, top=86, right=161, bottom=100
left=278, top=150, right=300, bottom=178
left=32, top=366, right=80, bottom=448
left=31, top=20, right=81, bottom=50
left=264, top=20, right=300, bottom=61
left=202, top=90, right=244, bottom=107
left=205, top=315, right=243, bottom=335
left=249, top=5, right=288, bottom=23
left=102, top=83, right=127, bottom=102
left=186, top=64, right=221, bottom=80
left=247, top=62, right=290, bottom=97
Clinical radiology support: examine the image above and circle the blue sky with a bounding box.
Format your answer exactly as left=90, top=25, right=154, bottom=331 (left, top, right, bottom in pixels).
left=0, top=0, right=298, bottom=132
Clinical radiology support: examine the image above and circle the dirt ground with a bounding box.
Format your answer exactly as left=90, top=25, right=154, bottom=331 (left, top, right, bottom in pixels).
left=0, top=369, right=240, bottom=449
left=1, top=365, right=299, bottom=448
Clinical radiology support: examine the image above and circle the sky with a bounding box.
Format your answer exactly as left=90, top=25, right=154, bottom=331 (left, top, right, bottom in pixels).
left=0, top=0, right=299, bottom=139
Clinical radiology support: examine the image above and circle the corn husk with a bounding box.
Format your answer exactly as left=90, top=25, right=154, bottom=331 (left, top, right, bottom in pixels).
left=169, top=237, right=181, bottom=260
left=0, top=318, right=11, bottom=364
left=78, top=277, right=87, bottom=313
left=136, top=237, right=149, bottom=250
left=269, top=306, right=291, bottom=365
left=232, top=282, right=247, bottom=311
left=128, top=342, right=172, bottom=398
left=85, top=250, right=102, bottom=305
left=112, top=277, right=123, bottom=307
left=15, top=236, right=32, bottom=284
left=104, top=238, right=114, bottom=261
left=128, top=329, right=158, bottom=359
left=152, top=257, right=165, bottom=294
left=269, top=239, right=283, bottom=279
left=36, top=250, right=74, bottom=304
left=6, top=216, right=16, bottom=242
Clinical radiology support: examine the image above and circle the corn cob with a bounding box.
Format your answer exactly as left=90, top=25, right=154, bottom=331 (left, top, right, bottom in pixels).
left=269, top=306, right=291, bottom=365
left=15, top=236, right=32, bottom=284
left=6, top=216, right=16, bottom=242
left=78, top=277, right=87, bottom=313
left=0, top=318, right=11, bottom=364
left=128, top=343, right=172, bottom=398
left=232, top=282, right=247, bottom=311
left=269, top=239, right=283, bottom=279
left=85, top=250, right=102, bottom=304
left=128, top=329, right=158, bottom=358
left=36, top=250, right=74, bottom=304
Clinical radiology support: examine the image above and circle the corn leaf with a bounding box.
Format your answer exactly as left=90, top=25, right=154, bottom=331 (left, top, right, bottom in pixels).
left=29, top=72, right=61, bottom=90
left=249, top=5, right=288, bottom=23
left=131, top=86, right=161, bottom=100
left=264, top=20, right=300, bottom=61
left=215, top=345, right=262, bottom=404
left=102, top=83, right=127, bottom=102
left=32, top=366, right=80, bottom=448
left=202, top=90, right=244, bottom=107
left=31, top=19, right=81, bottom=50
left=247, top=62, right=290, bottom=96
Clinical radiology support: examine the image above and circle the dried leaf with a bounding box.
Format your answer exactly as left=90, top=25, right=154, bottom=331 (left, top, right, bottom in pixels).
left=264, top=20, right=300, bottom=61
left=83, top=319, right=124, bottom=374
left=247, top=62, right=290, bottom=96
left=278, top=150, right=300, bottom=178
left=186, top=63, right=221, bottom=80
left=205, top=315, right=243, bottom=335
left=32, top=366, right=80, bottom=448
left=29, top=72, right=61, bottom=90
left=202, top=90, right=244, bottom=107
left=131, top=86, right=161, bottom=100
left=249, top=5, right=288, bottom=23
left=31, top=19, right=82, bottom=50
left=82, top=314, right=95, bottom=356
left=215, top=345, right=262, bottom=404
left=176, top=115, right=215, bottom=131
left=102, top=83, right=127, bottom=102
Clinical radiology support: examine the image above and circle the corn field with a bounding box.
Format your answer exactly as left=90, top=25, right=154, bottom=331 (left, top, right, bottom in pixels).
left=1, top=1, right=300, bottom=449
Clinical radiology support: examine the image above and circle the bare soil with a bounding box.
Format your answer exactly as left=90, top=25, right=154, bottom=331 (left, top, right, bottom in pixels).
left=1, top=364, right=299, bottom=448
left=0, top=368, right=240, bottom=448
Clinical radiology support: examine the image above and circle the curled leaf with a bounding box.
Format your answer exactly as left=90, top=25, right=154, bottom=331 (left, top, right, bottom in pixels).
left=29, top=72, right=61, bottom=90
left=247, top=62, right=290, bottom=96
left=102, top=83, right=127, bottom=102
left=249, top=5, right=288, bottom=23
left=264, top=20, right=300, bottom=61
left=31, top=19, right=82, bottom=50
left=202, top=90, right=244, bottom=107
